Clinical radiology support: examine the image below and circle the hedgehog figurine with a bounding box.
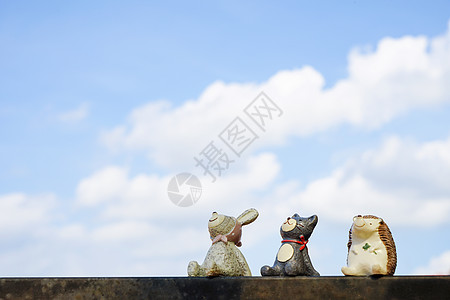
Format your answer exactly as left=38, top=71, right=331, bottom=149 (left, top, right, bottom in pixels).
left=341, top=215, right=397, bottom=276
left=261, top=213, right=320, bottom=276
left=187, top=208, right=258, bottom=277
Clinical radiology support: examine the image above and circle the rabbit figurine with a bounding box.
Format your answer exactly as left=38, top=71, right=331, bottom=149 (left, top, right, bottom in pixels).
left=187, top=208, right=258, bottom=277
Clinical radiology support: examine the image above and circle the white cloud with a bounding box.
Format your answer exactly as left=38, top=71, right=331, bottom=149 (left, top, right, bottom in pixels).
left=75, top=152, right=280, bottom=221
left=75, top=165, right=174, bottom=219
left=90, top=221, right=156, bottom=242
left=0, top=193, right=59, bottom=276
left=101, top=22, right=450, bottom=169
left=58, top=102, right=89, bottom=122
left=414, top=250, right=450, bottom=275
left=280, top=136, right=450, bottom=226
left=76, top=166, right=129, bottom=206
left=359, top=136, right=450, bottom=198
left=0, top=193, right=55, bottom=235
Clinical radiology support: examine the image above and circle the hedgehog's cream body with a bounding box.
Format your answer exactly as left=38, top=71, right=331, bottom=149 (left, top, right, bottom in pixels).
left=344, top=229, right=389, bottom=275
left=341, top=215, right=396, bottom=276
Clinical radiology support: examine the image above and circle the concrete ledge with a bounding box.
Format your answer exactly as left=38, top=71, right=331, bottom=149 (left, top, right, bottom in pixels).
left=1, top=276, right=449, bottom=300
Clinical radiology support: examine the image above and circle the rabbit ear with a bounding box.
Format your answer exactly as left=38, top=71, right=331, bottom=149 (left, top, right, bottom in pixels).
left=237, top=208, right=259, bottom=226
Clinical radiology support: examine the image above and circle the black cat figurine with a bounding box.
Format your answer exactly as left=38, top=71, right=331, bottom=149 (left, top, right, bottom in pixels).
left=261, top=213, right=320, bottom=276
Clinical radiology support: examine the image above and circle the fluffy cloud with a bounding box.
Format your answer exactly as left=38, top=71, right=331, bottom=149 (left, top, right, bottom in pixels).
left=0, top=193, right=59, bottom=276
left=0, top=193, right=55, bottom=236
left=76, top=166, right=129, bottom=206
left=280, top=136, right=450, bottom=226
left=101, top=22, right=450, bottom=169
left=75, top=152, right=280, bottom=221
left=358, top=136, right=450, bottom=198
left=414, top=250, right=450, bottom=275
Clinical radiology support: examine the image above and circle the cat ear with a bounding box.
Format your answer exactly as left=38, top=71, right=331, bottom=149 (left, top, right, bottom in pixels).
left=237, top=208, right=259, bottom=226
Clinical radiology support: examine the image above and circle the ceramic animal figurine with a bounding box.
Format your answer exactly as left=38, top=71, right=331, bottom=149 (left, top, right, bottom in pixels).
left=261, top=213, right=320, bottom=276
left=341, top=215, right=397, bottom=276
left=187, top=208, right=258, bottom=277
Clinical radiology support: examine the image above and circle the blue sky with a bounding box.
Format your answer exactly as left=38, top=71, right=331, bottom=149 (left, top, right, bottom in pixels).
left=1, top=1, right=450, bottom=276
